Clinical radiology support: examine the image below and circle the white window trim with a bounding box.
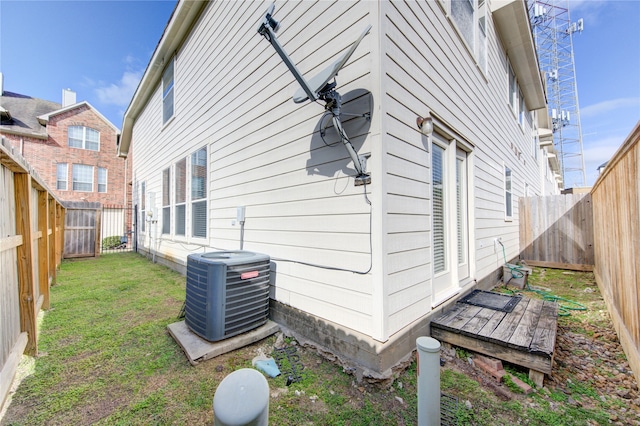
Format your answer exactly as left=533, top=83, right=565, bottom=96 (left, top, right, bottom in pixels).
left=190, top=146, right=208, bottom=240
left=442, top=0, right=488, bottom=75
left=68, top=125, right=100, bottom=151
left=430, top=122, right=476, bottom=308
left=56, top=163, right=68, bottom=191
left=140, top=180, right=146, bottom=234
left=72, top=164, right=94, bottom=192
left=162, top=167, right=171, bottom=235
left=162, top=57, right=175, bottom=126
left=504, top=163, right=513, bottom=221
left=174, top=157, right=187, bottom=238
left=98, top=167, right=107, bottom=193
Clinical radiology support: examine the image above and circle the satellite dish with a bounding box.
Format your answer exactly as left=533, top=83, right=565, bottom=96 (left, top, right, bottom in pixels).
left=258, top=4, right=372, bottom=185
left=292, top=25, right=371, bottom=104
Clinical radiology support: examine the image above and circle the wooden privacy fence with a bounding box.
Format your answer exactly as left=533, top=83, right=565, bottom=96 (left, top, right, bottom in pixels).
left=519, top=193, right=594, bottom=271
left=0, top=139, right=64, bottom=410
left=63, top=203, right=134, bottom=257
left=591, top=121, right=640, bottom=386
left=64, top=201, right=101, bottom=258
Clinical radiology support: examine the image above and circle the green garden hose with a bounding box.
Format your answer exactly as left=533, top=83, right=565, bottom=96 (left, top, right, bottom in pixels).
left=499, top=241, right=586, bottom=316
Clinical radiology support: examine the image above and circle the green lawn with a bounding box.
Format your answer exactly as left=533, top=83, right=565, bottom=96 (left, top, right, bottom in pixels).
left=1, top=253, right=636, bottom=425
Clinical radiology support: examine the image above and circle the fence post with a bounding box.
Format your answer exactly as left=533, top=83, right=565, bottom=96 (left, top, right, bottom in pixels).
left=14, top=173, right=38, bottom=355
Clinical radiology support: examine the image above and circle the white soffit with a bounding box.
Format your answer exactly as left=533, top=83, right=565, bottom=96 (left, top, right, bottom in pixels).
left=492, top=0, right=546, bottom=110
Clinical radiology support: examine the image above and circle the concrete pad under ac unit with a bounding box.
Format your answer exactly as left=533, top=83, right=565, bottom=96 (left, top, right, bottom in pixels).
left=167, top=320, right=280, bottom=365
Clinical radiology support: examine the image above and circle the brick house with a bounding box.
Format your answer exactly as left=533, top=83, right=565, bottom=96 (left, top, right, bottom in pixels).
left=1, top=74, right=132, bottom=254
left=1, top=83, right=128, bottom=207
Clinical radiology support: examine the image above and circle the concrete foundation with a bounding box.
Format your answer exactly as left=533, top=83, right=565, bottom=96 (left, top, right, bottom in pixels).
left=269, top=272, right=500, bottom=380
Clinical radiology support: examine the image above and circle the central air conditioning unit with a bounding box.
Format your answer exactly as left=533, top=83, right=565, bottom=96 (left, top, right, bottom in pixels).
left=185, top=250, right=271, bottom=342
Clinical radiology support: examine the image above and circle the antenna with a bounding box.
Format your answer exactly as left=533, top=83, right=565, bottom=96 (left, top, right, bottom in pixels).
left=257, top=4, right=372, bottom=185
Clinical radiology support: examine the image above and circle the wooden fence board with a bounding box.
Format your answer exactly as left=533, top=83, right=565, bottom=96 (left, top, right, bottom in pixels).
left=64, top=207, right=98, bottom=258
left=519, top=193, right=594, bottom=270
left=1, top=140, right=64, bottom=411
left=592, top=121, right=640, bottom=386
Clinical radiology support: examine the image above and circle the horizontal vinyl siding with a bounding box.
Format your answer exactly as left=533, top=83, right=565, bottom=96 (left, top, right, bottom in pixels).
left=381, top=1, right=543, bottom=336
left=131, top=1, right=378, bottom=337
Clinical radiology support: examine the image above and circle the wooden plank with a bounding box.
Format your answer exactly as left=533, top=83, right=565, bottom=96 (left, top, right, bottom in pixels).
left=0, top=235, right=22, bottom=253
left=522, top=260, right=593, bottom=272
left=508, top=298, right=544, bottom=349
left=37, top=191, right=50, bottom=310
left=430, top=303, right=474, bottom=330
left=460, top=307, right=503, bottom=335
left=0, top=332, right=28, bottom=411
left=48, top=197, right=57, bottom=286
left=14, top=173, right=37, bottom=355
left=530, top=301, right=558, bottom=356
left=476, top=309, right=508, bottom=338
left=519, top=194, right=595, bottom=268
left=529, top=369, right=545, bottom=388
left=590, top=121, right=639, bottom=384
left=487, top=297, right=529, bottom=345
left=431, top=326, right=553, bottom=374
left=445, top=305, right=483, bottom=330
left=95, top=208, right=102, bottom=258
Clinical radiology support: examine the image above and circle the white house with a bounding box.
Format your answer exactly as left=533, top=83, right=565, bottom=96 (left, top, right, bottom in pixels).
left=118, top=0, right=561, bottom=378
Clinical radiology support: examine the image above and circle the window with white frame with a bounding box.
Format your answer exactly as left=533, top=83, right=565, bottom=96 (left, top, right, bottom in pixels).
left=72, top=164, right=94, bottom=192
left=191, top=146, right=207, bottom=238
left=450, top=0, right=487, bottom=72
left=175, top=158, right=186, bottom=236
left=68, top=126, right=99, bottom=151
left=452, top=0, right=474, bottom=47
left=98, top=167, right=107, bottom=193
left=504, top=165, right=513, bottom=220
left=519, top=88, right=527, bottom=126
left=140, top=181, right=146, bottom=233
left=477, top=0, right=487, bottom=72
left=56, top=163, right=68, bottom=190
left=162, top=58, right=175, bottom=124
left=162, top=168, right=171, bottom=234
left=509, top=62, right=518, bottom=113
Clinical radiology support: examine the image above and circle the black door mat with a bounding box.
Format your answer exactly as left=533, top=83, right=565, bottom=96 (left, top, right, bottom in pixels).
left=459, top=289, right=521, bottom=313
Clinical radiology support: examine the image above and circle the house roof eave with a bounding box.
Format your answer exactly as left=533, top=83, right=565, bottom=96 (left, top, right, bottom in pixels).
left=492, top=0, right=547, bottom=111
left=117, top=0, right=207, bottom=158
left=37, top=101, right=121, bottom=134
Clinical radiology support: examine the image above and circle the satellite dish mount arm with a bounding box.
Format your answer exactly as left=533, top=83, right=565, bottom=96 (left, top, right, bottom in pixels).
left=257, top=5, right=317, bottom=103
left=321, top=89, right=369, bottom=183
left=257, top=5, right=371, bottom=185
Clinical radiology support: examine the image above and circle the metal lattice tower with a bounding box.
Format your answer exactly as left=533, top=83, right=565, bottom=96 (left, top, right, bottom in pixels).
left=529, top=0, right=587, bottom=188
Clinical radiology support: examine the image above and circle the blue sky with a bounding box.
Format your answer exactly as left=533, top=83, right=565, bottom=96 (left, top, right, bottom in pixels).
left=0, top=0, right=177, bottom=126
left=570, top=0, right=640, bottom=185
left=1, top=0, right=638, bottom=187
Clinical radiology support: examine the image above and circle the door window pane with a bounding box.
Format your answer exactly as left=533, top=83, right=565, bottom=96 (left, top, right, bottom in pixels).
left=432, top=145, right=446, bottom=274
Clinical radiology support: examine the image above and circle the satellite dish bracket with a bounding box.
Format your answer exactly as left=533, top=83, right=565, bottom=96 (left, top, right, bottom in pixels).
left=258, top=4, right=371, bottom=186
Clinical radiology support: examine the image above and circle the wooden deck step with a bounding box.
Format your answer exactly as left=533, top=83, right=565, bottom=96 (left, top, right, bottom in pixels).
left=430, top=294, right=558, bottom=386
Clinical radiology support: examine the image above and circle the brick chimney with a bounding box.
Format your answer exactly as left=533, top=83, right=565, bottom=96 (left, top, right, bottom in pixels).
left=62, top=88, right=76, bottom=107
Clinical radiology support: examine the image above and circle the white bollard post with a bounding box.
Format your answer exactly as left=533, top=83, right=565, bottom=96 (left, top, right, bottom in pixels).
left=213, top=368, right=269, bottom=426
left=417, top=336, right=441, bottom=426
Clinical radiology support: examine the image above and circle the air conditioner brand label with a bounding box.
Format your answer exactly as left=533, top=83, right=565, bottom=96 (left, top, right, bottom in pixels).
left=241, top=271, right=259, bottom=280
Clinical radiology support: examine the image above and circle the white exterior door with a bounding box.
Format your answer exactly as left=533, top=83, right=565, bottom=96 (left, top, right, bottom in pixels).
left=431, top=133, right=471, bottom=306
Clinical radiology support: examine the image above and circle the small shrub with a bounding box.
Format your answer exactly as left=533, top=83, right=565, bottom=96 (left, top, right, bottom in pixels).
left=102, top=235, right=122, bottom=249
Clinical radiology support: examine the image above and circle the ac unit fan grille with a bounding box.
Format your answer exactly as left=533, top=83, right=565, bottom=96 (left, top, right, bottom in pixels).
left=185, top=253, right=271, bottom=342
left=223, top=261, right=270, bottom=337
